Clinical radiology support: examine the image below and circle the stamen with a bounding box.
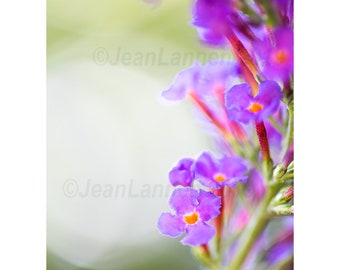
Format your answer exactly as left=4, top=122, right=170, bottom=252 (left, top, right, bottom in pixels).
left=214, top=173, right=226, bottom=182
left=273, top=49, right=288, bottom=64
left=183, top=212, right=199, bottom=225
left=248, top=103, right=263, bottom=113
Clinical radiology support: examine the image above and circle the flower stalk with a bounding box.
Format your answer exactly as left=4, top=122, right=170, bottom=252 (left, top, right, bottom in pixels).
left=227, top=183, right=282, bottom=270
left=158, top=0, right=293, bottom=268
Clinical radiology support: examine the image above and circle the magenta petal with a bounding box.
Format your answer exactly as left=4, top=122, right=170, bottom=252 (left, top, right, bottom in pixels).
left=158, top=212, right=186, bottom=238
left=191, top=0, right=233, bottom=46
left=195, top=152, right=221, bottom=189
left=201, top=60, right=239, bottom=85
left=195, top=152, right=248, bottom=189
left=226, top=83, right=252, bottom=108
left=169, top=187, right=198, bottom=215
left=196, top=27, right=226, bottom=46
left=255, top=27, right=293, bottom=82
left=256, top=81, right=283, bottom=106
left=227, top=107, right=254, bottom=123
left=169, top=170, right=192, bottom=187
left=226, top=81, right=283, bottom=123
left=196, top=190, right=221, bottom=221
left=254, top=81, right=283, bottom=122
left=225, top=83, right=254, bottom=123
left=219, top=156, right=247, bottom=178
left=181, top=221, right=216, bottom=246
left=196, top=176, right=221, bottom=189
left=195, top=152, right=217, bottom=177
left=223, top=176, right=248, bottom=188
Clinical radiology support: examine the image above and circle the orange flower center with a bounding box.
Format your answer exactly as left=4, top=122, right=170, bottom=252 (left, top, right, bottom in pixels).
left=248, top=102, right=263, bottom=113
left=273, top=49, right=288, bottom=64
left=183, top=212, right=199, bottom=225
left=213, top=173, right=226, bottom=182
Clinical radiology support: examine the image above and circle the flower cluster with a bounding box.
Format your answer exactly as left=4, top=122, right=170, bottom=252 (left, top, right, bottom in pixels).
left=158, top=152, right=248, bottom=245
left=158, top=0, right=294, bottom=269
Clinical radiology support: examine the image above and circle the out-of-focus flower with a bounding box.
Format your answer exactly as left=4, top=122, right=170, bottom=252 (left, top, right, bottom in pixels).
left=246, top=169, right=266, bottom=203
left=198, top=59, right=241, bottom=96
left=265, top=224, right=293, bottom=265
left=161, top=62, right=201, bottom=101
left=161, top=60, right=240, bottom=101
left=225, top=80, right=283, bottom=123
left=255, top=27, right=293, bottom=82
left=161, top=60, right=247, bottom=143
left=192, top=0, right=234, bottom=46
left=194, top=151, right=248, bottom=189
left=158, top=187, right=221, bottom=246
left=191, top=0, right=259, bottom=46
left=169, top=158, right=195, bottom=187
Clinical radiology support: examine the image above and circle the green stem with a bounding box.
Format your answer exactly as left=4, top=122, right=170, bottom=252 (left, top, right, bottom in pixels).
left=227, top=184, right=281, bottom=270
left=283, top=102, right=294, bottom=158
left=275, top=254, right=294, bottom=270
left=268, top=116, right=284, bottom=134
left=254, top=0, right=279, bottom=26
left=278, top=171, right=294, bottom=183
left=238, top=0, right=263, bottom=24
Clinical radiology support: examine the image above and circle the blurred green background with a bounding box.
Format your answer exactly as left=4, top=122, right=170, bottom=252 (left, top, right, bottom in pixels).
left=47, top=1, right=231, bottom=269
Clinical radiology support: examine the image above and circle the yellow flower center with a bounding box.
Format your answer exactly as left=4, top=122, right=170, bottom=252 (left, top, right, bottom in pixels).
left=183, top=212, right=199, bottom=225
left=248, top=102, right=263, bottom=113
left=273, top=49, right=288, bottom=64
left=213, top=173, right=226, bottom=182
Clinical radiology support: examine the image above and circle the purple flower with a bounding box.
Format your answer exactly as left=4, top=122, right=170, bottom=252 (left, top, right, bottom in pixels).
left=198, top=60, right=241, bottom=96
left=192, top=0, right=234, bottom=46
left=194, top=152, right=248, bottom=189
left=191, top=0, right=259, bottom=46
left=255, top=27, right=293, bottom=82
left=265, top=226, right=293, bottom=265
left=161, top=62, right=201, bottom=101
left=158, top=187, right=221, bottom=246
left=225, top=80, right=283, bottom=124
left=169, top=158, right=195, bottom=187
left=161, top=60, right=240, bottom=102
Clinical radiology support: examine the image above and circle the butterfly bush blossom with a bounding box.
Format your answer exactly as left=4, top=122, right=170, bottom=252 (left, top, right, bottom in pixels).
left=168, top=158, right=195, bottom=187
left=157, top=0, right=293, bottom=269
left=225, top=80, right=283, bottom=123
left=158, top=187, right=221, bottom=246
left=195, top=152, right=248, bottom=189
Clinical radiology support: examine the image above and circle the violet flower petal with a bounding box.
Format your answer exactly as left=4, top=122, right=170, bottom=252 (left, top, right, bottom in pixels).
left=161, top=62, right=201, bottom=101
left=254, top=81, right=283, bottom=122
left=196, top=190, right=221, bottom=221
left=157, top=212, right=186, bottom=237
left=169, top=158, right=195, bottom=187
left=168, top=187, right=198, bottom=215
left=180, top=221, right=216, bottom=246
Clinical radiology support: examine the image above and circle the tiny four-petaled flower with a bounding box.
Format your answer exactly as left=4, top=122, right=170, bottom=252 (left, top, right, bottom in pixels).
left=158, top=187, right=221, bottom=246
left=225, top=80, right=283, bottom=124
left=195, top=151, right=248, bottom=189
